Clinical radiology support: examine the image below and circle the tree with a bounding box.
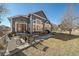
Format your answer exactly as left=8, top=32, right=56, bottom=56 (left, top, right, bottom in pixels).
left=75, top=17, right=79, bottom=29
left=52, top=24, right=58, bottom=31
left=0, top=4, right=9, bottom=24
left=59, top=18, right=74, bottom=34
left=59, top=4, right=77, bottom=35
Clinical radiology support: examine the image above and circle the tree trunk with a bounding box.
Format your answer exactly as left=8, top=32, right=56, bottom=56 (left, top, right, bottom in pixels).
left=69, top=29, right=72, bottom=35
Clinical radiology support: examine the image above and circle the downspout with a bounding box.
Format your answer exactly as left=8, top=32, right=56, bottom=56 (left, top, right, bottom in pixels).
left=29, top=14, right=33, bottom=34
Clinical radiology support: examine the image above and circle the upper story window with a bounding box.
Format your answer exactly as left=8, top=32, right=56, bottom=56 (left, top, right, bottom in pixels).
left=33, top=19, right=42, bottom=24
left=36, top=19, right=42, bottom=24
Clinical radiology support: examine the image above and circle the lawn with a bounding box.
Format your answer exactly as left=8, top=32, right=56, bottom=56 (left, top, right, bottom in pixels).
left=13, top=32, right=79, bottom=56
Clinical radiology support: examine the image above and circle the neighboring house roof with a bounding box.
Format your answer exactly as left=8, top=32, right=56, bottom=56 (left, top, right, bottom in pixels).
left=0, top=25, right=10, bottom=36
left=1, top=25, right=10, bottom=31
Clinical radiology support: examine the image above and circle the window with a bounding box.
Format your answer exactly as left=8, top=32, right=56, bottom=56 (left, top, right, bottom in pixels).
left=33, top=19, right=42, bottom=24
left=36, top=19, right=42, bottom=24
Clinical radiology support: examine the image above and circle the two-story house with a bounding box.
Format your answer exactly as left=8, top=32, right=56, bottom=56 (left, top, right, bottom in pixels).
left=8, top=10, right=52, bottom=34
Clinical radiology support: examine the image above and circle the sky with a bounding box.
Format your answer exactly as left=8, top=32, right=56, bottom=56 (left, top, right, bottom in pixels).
left=1, top=3, right=79, bottom=27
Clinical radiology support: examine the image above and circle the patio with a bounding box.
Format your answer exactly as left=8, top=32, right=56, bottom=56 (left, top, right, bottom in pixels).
left=5, top=33, right=52, bottom=56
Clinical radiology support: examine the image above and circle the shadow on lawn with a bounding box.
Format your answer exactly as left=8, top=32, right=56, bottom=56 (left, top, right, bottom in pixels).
left=32, top=42, right=49, bottom=52
left=12, top=51, right=27, bottom=56
left=52, top=32, right=79, bottom=41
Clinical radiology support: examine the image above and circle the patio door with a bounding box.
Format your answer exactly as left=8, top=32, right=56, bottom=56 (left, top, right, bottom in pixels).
left=16, top=23, right=27, bottom=33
